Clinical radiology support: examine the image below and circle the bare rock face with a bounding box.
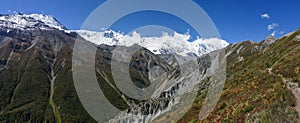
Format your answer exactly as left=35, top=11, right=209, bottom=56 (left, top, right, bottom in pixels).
left=261, top=35, right=277, bottom=52
left=294, top=34, right=300, bottom=42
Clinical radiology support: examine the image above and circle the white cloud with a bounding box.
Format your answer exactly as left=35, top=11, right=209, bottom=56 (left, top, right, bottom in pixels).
left=279, top=31, right=285, bottom=34
left=261, top=13, right=270, bottom=19
left=268, top=23, right=278, bottom=30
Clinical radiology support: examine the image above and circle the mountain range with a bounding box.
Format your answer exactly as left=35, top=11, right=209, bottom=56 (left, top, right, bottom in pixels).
left=74, top=30, right=228, bottom=57
left=0, top=13, right=299, bottom=123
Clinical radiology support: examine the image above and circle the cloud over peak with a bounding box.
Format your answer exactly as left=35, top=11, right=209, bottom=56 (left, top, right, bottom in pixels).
left=261, top=13, right=270, bottom=19
left=268, top=23, right=278, bottom=30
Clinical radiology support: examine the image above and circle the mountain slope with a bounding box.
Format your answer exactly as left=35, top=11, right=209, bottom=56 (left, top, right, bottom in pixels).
left=179, top=29, right=300, bottom=122
left=0, top=25, right=97, bottom=122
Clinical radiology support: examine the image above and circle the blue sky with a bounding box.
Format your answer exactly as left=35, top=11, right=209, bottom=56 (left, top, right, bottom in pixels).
left=0, top=0, right=299, bottom=43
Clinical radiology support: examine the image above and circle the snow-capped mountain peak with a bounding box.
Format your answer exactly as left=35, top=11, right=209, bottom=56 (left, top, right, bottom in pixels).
left=0, top=13, right=229, bottom=57
left=0, top=13, right=66, bottom=31
left=75, top=30, right=229, bottom=56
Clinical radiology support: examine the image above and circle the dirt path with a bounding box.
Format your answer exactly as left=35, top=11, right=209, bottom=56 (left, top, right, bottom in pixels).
left=284, top=78, right=300, bottom=118
left=268, top=68, right=300, bottom=118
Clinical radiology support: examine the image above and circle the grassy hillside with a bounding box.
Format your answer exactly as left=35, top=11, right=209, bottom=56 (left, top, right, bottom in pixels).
left=179, top=29, right=300, bottom=122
